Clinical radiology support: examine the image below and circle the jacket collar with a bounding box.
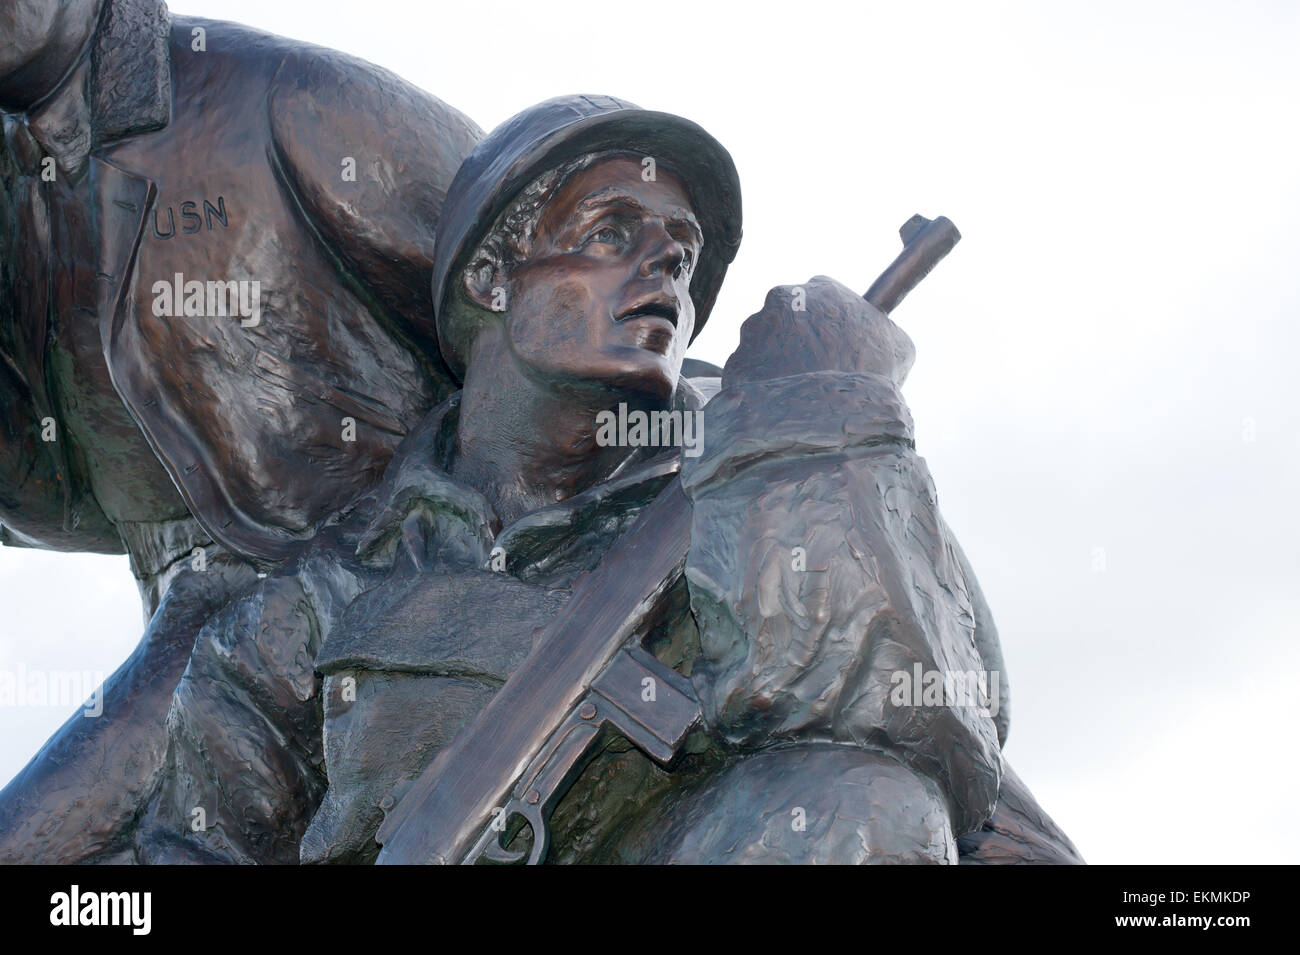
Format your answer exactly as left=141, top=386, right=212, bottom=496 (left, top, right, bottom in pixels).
left=26, top=0, right=171, bottom=178
left=360, top=378, right=709, bottom=587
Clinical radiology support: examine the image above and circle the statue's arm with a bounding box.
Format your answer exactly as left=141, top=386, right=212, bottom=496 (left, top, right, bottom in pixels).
left=654, top=278, right=1006, bottom=862
left=266, top=50, right=482, bottom=374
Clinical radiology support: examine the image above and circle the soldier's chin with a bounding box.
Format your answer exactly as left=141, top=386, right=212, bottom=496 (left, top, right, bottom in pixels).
left=592, top=347, right=680, bottom=402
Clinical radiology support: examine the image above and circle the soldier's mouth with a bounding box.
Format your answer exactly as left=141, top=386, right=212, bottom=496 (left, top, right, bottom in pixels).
left=615, top=302, right=679, bottom=328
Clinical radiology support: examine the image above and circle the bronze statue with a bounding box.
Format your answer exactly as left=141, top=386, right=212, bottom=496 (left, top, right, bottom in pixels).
left=1, top=4, right=1082, bottom=864
left=309, top=95, right=1083, bottom=864
left=0, top=0, right=479, bottom=861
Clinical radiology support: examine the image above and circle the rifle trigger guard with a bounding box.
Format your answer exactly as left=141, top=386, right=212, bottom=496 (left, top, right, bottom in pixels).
left=480, top=800, right=549, bottom=865
left=471, top=708, right=603, bottom=864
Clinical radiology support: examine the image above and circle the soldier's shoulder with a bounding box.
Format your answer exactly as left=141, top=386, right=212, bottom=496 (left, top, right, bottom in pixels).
left=167, top=14, right=481, bottom=146
left=259, top=25, right=482, bottom=149
left=166, top=15, right=304, bottom=86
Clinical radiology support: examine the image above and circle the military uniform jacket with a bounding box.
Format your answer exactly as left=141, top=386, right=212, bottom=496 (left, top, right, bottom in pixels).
left=0, top=0, right=481, bottom=568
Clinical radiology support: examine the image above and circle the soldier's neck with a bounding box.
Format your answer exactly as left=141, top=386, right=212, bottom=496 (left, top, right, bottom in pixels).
left=451, top=343, right=648, bottom=529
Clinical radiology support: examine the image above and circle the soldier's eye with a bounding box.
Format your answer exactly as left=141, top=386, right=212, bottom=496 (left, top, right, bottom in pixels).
left=586, top=226, right=624, bottom=247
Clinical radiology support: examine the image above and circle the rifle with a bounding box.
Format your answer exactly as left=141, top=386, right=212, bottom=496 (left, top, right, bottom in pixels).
left=375, top=214, right=961, bottom=865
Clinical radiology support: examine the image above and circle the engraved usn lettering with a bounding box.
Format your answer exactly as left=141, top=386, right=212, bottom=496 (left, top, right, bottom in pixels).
left=152, top=196, right=230, bottom=240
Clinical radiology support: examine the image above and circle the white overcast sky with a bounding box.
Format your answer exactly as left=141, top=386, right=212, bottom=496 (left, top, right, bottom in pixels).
left=2, top=0, right=1298, bottom=864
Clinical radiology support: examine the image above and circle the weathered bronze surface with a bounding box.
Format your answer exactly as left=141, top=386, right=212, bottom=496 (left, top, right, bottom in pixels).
left=0, top=0, right=479, bottom=861
left=377, top=207, right=961, bottom=865
left=0, top=4, right=1082, bottom=864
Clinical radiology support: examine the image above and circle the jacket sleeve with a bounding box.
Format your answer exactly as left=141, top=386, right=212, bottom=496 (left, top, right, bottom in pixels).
left=680, top=290, right=1005, bottom=836
left=267, top=49, right=482, bottom=379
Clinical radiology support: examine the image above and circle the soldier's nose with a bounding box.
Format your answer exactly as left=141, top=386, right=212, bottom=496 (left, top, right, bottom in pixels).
left=638, top=228, right=686, bottom=281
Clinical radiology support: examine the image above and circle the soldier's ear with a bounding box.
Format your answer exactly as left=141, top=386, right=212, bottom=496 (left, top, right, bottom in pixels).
left=463, top=253, right=505, bottom=313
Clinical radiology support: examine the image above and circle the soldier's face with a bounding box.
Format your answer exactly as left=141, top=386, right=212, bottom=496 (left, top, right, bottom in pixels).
left=502, top=156, right=702, bottom=402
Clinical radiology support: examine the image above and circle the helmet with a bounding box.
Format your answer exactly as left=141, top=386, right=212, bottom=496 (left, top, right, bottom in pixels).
left=430, top=94, right=743, bottom=381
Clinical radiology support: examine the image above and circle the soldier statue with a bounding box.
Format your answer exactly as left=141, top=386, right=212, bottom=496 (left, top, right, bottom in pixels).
left=0, top=0, right=1081, bottom=864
